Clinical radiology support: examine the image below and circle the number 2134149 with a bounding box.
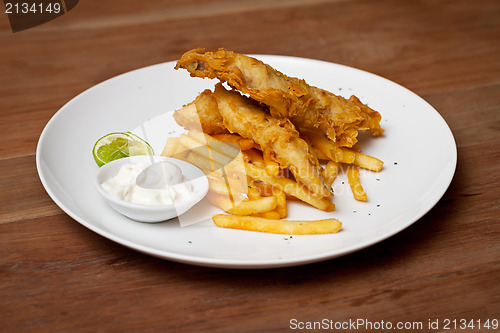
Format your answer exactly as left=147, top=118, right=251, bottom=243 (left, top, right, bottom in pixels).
left=442, top=319, right=498, bottom=330
left=5, top=2, right=62, bottom=14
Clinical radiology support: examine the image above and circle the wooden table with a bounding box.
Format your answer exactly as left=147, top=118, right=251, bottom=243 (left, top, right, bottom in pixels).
left=1, top=0, right=499, bottom=331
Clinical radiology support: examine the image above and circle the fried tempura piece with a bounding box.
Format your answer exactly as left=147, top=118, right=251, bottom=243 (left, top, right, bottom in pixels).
left=173, top=90, right=227, bottom=134
left=175, top=84, right=332, bottom=199
left=175, top=48, right=384, bottom=147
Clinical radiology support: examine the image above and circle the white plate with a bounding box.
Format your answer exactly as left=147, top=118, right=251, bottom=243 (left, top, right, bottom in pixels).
left=36, top=55, right=456, bottom=268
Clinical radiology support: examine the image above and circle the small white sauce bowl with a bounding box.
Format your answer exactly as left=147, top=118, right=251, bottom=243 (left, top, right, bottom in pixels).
left=95, top=155, right=209, bottom=223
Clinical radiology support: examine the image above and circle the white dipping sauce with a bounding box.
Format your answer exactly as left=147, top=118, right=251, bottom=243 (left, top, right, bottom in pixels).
left=101, top=162, right=192, bottom=205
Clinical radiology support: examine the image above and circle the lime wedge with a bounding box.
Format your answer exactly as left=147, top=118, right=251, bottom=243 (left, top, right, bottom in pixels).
left=92, top=132, right=154, bottom=167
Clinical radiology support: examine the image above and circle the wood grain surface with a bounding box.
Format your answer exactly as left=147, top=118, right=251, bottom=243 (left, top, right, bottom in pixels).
left=1, top=0, right=499, bottom=331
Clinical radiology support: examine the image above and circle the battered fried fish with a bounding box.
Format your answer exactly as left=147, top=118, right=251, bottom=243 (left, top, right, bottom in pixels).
left=175, top=48, right=384, bottom=147
left=173, top=89, right=227, bottom=135
left=174, top=84, right=332, bottom=199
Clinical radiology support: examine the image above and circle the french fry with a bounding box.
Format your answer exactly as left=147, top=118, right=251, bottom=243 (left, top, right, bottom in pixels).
left=206, top=193, right=234, bottom=212
left=207, top=176, right=246, bottom=203
left=183, top=152, right=219, bottom=173
left=322, top=161, right=340, bottom=187
left=161, top=137, right=179, bottom=157
left=172, top=141, right=189, bottom=160
left=244, top=162, right=335, bottom=212
left=333, top=148, right=383, bottom=171
left=210, top=170, right=246, bottom=192
left=304, top=131, right=343, bottom=162
left=186, top=130, right=247, bottom=182
left=308, top=138, right=382, bottom=171
left=243, top=149, right=266, bottom=168
left=352, top=152, right=384, bottom=172
left=248, top=181, right=283, bottom=219
left=207, top=184, right=277, bottom=216
left=227, top=196, right=277, bottom=215
left=340, top=148, right=356, bottom=164
left=347, top=166, right=367, bottom=201
left=187, top=130, right=240, bottom=158
left=212, top=214, right=342, bottom=235
left=222, top=158, right=248, bottom=195
left=273, top=187, right=287, bottom=219
left=247, top=182, right=262, bottom=200
left=182, top=145, right=247, bottom=194
left=181, top=133, right=248, bottom=187
left=250, top=180, right=274, bottom=197
left=212, top=134, right=257, bottom=151
left=263, top=151, right=280, bottom=176
left=259, top=211, right=281, bottom=220
left=179, top=134, right=233, bottom=167
left=310, top=146, right=329, bottom=161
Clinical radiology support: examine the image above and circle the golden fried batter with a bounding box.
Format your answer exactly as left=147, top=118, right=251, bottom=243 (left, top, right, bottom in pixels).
left=174, top=84, right=332, bottom=199
left=176, top=48, right=383, bottom=147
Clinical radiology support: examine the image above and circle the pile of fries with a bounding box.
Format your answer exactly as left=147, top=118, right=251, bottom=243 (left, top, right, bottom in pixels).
left=162, top=128, right=383, bottom=235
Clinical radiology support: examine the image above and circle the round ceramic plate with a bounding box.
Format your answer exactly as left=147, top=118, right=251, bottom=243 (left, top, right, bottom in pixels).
left=36, top=55, right=456, bottom=268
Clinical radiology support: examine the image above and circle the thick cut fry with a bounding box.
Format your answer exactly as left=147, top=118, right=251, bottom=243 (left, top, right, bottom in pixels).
left=250, top=180, right=274, bottom=197
left=212, top=214, right=342, bottom=235
left=322, top=161, right=340, bottom=187
left=245, top=162, right=335, bottom=212
left=207, top=190, right=278, bottom=215
left=247, top=182, right=262, bottom=200
left=259, top=211, right=281, bottom=220
left=243, top=149, right=265, bottom=168
left=206, top=193, right=234, bottom=212
left=182, top=148, right=246, bottom=192
left=183, top=152, right=215, bottom=173
left=179, top=134, right=233, bottom=167
left=210, top=171, right=246, bottom=193
left=187, top=130, right=241, bottom=159
left=161, top=137, right=179, bottom=157
left=187, top=147, right=223, bottom=172
left=273, top=187, right=287, bottom=219
left=347, top=166, right=367, bottom=201
left=310, top=146, right=329, bottom=162
left=303, top=131, right=343, bottom=162
left=207, top=176, right=246, bottom=203
left=340, top=148, right=356, bottom=164
left=263, top=151, right=280, bottom=176
left=185, top=130, right=249, bottom=186
left=352, top=151, right=384, bottom=171
left=250, top=179, right=300, bottom=200
left=305, top=132, right=380, bottom=171
left=212, top=134, right=257, bottom=151
left=172, top=142, right=189, bottom=160
left=248, top=181, right=283, bottom=219
left=227, top=196, right=277, bottom=215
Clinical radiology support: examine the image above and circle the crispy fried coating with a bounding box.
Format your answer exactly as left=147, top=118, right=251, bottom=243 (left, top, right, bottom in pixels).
left=173, top=90, right=227, bottom=134
left=175, top=48, right=384, bottom=147
left=174, top=84, right=332, bottom=199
